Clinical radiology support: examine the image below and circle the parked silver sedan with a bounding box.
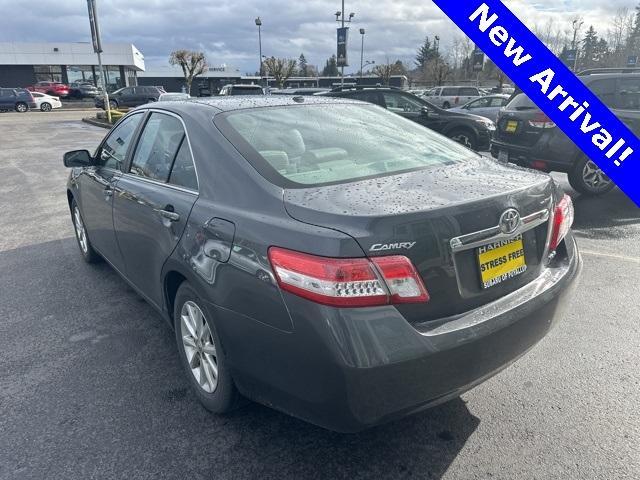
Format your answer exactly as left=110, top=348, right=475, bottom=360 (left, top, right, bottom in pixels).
left=448, top=94, right=510, bottom=122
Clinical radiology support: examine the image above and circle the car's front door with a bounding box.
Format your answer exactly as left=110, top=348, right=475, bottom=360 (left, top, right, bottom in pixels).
left=78, top=112, right=144, bottom=272
left=113, top=111, right=198, bottom=307
left=0, top=89, right=13, bottom=109
left=117, top=87, right=135, bottom=106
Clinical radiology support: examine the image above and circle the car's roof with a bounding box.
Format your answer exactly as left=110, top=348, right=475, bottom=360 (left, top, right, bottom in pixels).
left=180, top=95, right=363, bottom=112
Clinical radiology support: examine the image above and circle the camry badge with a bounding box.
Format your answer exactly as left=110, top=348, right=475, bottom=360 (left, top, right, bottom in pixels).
left=369, top=242, right=416, bottom=252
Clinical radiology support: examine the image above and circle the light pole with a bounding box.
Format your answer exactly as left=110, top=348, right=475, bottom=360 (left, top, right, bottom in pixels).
left=361, top=60, right=374, bottom=82
left=334, top=2, right=355, bottom=86
left=359, top=28, right=365, bottom=82
left=255, top=17, right=263, bottom=84
left=86, top=0, right=110, bottom=123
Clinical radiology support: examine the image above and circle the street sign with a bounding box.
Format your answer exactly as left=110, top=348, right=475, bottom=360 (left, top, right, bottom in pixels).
left=472, top=47, right=485, bottom=72
left=337, top=27, right=349, bottom=67
left=627, top=55, right=637, bottom=66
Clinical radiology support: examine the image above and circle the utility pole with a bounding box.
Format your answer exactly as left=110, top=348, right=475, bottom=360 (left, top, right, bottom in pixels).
left=86, top=0, right=110, bottom=123
left=255, top=17, right=263, bottom=86
left=334, top=1, right=354, bottom=86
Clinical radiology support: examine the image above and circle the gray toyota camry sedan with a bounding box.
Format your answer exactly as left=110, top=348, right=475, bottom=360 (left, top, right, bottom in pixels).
left=63, top=96, right=581, bottom=432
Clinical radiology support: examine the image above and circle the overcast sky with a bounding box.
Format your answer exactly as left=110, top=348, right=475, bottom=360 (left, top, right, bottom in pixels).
left=0, top=0, right=636, bottom=73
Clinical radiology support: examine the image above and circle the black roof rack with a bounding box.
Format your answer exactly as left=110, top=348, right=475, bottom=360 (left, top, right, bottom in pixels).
left=578, top=67, right=640, bottom=75
left=329, top=85, right=401, bottom=93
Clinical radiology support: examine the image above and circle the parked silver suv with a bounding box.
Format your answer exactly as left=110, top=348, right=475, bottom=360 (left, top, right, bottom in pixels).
left=429, top=86, right=484, bottom=109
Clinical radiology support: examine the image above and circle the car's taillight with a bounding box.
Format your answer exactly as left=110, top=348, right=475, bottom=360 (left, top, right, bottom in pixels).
left=528, top=112, right=556, bottom=129
left=549, top=194, right=574, bottom=251
left=268, top=247, right=429, bottom=307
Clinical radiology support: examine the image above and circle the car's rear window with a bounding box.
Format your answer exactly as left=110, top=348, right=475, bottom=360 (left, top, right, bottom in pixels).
left=506, top=93, right=539, bottom=110
left=215, top=103, right=477, bottom=187
left=231, top=87, right=263, bottom=95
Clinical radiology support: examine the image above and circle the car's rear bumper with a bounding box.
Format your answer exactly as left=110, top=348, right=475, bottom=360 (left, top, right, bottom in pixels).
left=210, top=235, right=581, bottom=432
left=490, top=139, right=575, bottom=172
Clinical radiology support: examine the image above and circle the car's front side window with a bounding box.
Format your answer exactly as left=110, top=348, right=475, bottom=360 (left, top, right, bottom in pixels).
left=130, top=112, right=185, bottom=182
left=382, top=92, right=422, bottom=113
left=97, top=113, right=143, bottom=170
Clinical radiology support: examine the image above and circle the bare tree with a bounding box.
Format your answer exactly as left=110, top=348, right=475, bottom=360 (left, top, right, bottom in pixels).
left=423, top=57, right=451, bottom=86
left=373, top=58, right=405, bottom=85
left=169, top=50, right=207, bottom=95
left=263, top=57, right=297, bottom=88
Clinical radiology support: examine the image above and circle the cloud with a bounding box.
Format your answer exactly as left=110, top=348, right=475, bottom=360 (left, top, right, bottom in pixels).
left=0, top=0, right=631, bottom=74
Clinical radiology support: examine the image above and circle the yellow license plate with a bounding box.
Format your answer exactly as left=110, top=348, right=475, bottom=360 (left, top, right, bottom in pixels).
left=505, top=120, right=518, bottom=133
left=477, top=235, right=527, bottom=289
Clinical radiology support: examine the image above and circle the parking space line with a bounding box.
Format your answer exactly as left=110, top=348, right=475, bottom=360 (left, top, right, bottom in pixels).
left=580, top=250, right=640, bottom=263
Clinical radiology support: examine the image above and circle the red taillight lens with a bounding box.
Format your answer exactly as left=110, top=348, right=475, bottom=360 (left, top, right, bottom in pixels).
left=549, top=194, right=574, bottom=251
left=371, top=256, right=430, bottom=304
left=268, top=247, right=429, bottom=307
left=528, top=112, right=556, bottom=129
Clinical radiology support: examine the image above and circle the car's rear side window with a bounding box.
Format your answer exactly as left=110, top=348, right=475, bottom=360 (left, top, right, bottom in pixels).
left=616, top=78, right=640, bottom=110
left=441, top=87, right=458, bottom=96
left=168, top=140, right=198, bottom=191
left=130, top=112, right=185, bottom=182
left=505, top=93, right=539, bottom=110
left=216, top=103, right=476, bottom=187
left=588, top=78, right=617, bottom=108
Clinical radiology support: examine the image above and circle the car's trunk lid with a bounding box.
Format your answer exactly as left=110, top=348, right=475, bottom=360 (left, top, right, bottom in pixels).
left=283, top=156, right=555, bottom=323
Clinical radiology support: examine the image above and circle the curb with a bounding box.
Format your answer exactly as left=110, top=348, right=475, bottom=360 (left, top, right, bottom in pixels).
left=82, top=117, right=111, bottom=129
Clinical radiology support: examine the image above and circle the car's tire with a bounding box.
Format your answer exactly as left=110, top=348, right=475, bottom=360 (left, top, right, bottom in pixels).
left=448, top=128, right=478, bottom=150
left=15, top=102, right=28, bottom=113
left=40, top=102, right=52, bottom=112
left=568, top=156, right=615, bottom=196
left=108, top=100, right=118, bottom=110
left=70, top=198, right=101, bottom=263
left=443, top=101, right=451, bottom=109
left=174, top=282, right=241, bottom=414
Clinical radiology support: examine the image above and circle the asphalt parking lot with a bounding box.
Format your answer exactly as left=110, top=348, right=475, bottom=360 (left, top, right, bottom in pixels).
left=0, top=110, right=638, bottom=480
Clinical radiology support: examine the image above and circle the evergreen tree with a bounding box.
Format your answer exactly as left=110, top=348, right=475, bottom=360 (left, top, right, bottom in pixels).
left=322, top=55, right=339, bottom=76
left=415, top=36, right=438, bottom=68
left=298, top=53, right=308, bottom=77
left=580, top=25, right=599, bottom=70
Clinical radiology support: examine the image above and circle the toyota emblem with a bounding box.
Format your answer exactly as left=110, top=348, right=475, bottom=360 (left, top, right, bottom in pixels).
left=499, top=209, right=521, bottom=234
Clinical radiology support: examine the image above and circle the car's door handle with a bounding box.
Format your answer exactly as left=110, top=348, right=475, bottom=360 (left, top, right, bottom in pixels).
left=157, top=209, right=180, bottom=222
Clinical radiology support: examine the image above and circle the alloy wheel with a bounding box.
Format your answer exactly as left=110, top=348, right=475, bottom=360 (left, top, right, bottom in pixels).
left=16, top=103, right=27, bottom=113
left=582, top=160, right=612, bottom=191
left=41, top=103, right=52, bottom=112
left=180, top=301, right=218, bottom=393
left=452, top=133, right=472, bottom=149
left=73, top=206, right=88, bottom=254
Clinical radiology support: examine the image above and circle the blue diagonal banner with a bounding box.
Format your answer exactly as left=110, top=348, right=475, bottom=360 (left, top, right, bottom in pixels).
left=432, top=0, right=640, bottom=207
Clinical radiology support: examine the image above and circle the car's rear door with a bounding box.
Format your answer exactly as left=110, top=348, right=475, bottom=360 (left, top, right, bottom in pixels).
left=77, top=112, right=145, bottom=272
left=113, top=110, right=198, bottom=307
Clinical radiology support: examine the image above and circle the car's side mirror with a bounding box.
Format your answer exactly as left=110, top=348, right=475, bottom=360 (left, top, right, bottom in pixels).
left=421, top=106, right=430, bottom=118
left=63, top=149, right=94, bottom=168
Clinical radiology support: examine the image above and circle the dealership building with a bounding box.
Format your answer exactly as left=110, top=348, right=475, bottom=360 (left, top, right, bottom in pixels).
left=0, top=42, right=145, bottom=91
